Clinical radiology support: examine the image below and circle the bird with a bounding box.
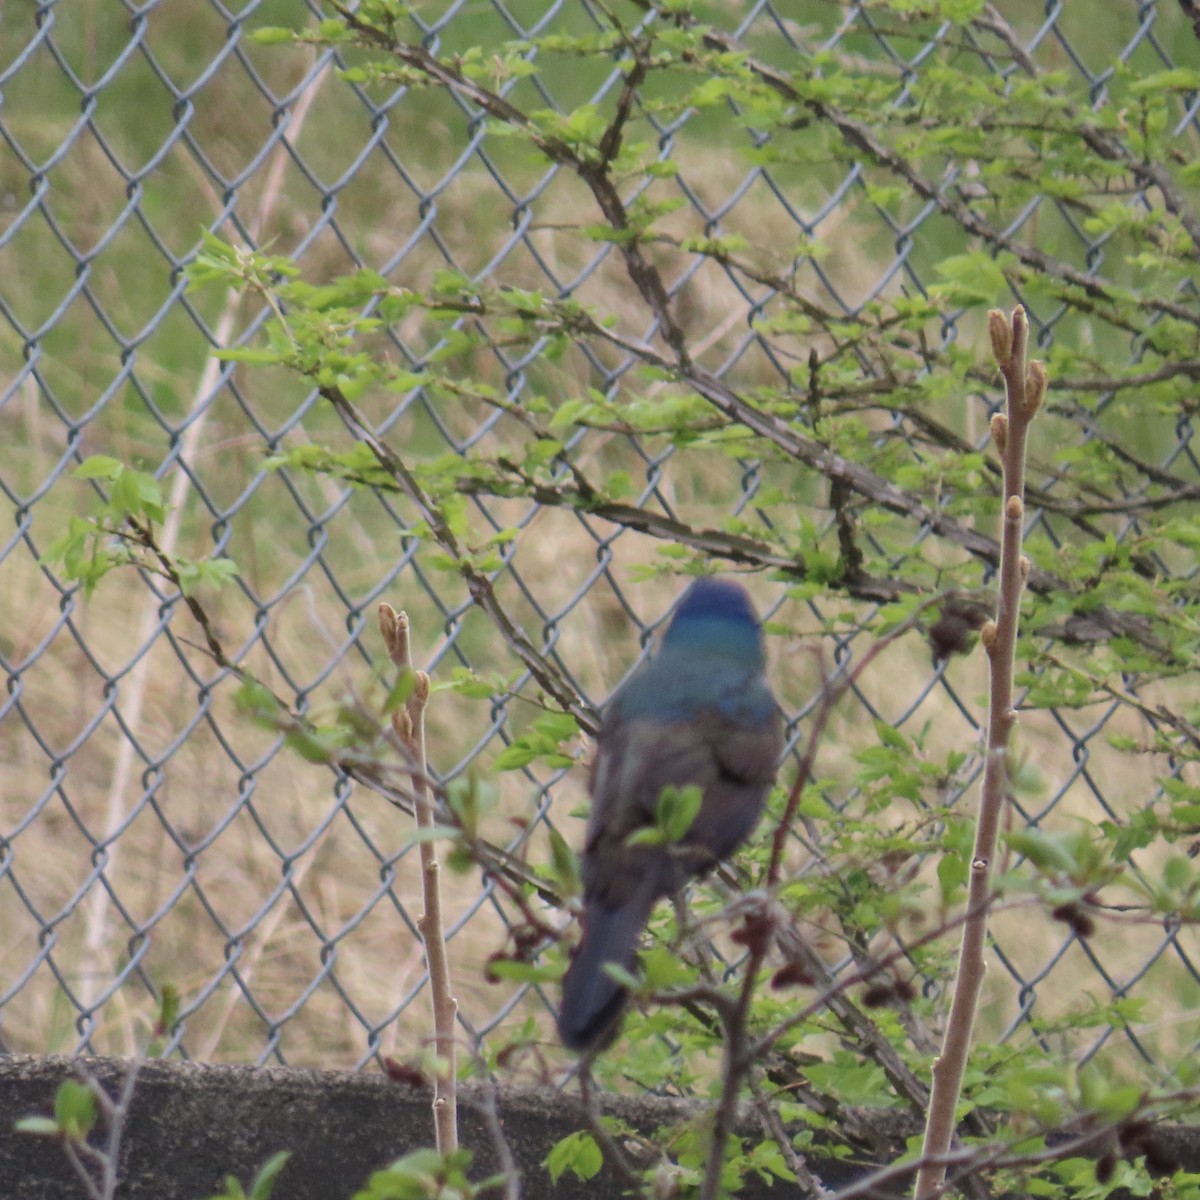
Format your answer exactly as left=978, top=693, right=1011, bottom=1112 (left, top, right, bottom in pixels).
left=557, top=577, right=783, bottom=1052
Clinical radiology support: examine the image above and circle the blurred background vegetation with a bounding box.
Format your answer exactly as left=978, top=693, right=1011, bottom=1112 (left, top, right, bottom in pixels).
left=2, top=0, right=1200, bottom=1126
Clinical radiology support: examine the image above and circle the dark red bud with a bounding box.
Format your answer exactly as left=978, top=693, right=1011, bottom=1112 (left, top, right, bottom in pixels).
left=770, top=962, right=815, bottom=989
left=730, top=911, right=774, bottom=952
left=1051, top=902, right=1096, bottom=939
left=1142, top=1135, right=1180, bottom=1179
left=383, top=1057, right=431, bottom=1088
left=861, top=983, right=893, bottom=1008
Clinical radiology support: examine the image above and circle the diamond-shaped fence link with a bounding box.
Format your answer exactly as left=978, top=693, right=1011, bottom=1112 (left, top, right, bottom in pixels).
left=1, top=0, right=1198, bottom=1075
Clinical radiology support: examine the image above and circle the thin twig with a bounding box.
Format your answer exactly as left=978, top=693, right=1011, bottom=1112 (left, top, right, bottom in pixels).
left=475, top=1077, right=521, bottom=1200
left=379, top=603, right=458, bottom=1154
left=753, top=894, right=1035, bottom=1060
left=61, top=1141, right=106, bottom=1200
left=748, top=1075, right=832, bottom=1198
left=578, top=1059, right=644, bottom=1188
left=98, top=1058, right=142, bottom=1199
left=699, top=930, right=769, bottom=1200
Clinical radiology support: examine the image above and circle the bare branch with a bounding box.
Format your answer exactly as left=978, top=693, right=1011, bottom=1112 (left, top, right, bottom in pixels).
left=379, top=604, right=458, bottom=1154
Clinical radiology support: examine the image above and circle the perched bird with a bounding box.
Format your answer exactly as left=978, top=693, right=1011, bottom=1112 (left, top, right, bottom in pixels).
left=557, top=577, right=783, bottom=1052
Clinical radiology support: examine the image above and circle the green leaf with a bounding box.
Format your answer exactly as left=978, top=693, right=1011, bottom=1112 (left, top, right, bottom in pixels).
left=600, top=961, right=639, bottom=991
left=1163, top=855, right=1193, bottom=891
left=383, top=670, right=418, bottom=713
left=545, top=1131, right=603, bottom=1184
left=401, top=825, right=462, bottom=846
left=548, top=826, right=580, bottom=895
left=1130, top=68, right=1200, bottom=94
left=640, top=946, right=696, bottom=989
left=109, top=465, right=165, bottom=523
left=216, top=346, right=285, bottom=365
left=234, top=679, right=282, bottom=721
left=934, top=251, right=1014, bottom=304
left=938, top=850, right=968, bottom=902
left=626, top=826, right=669, bottom=847
left=175, top=556, right=240, bottom=595
left=54, top=1079, right=98, bottom=1140
left=493, top=713, right=578, bottom=772
left=352, top=1148, right=474, bottom=1200
left=432, top=667, right=500, bottom=699
left=14, top=1117, right=61, bottom=1136
left=283, top=727, right=341, bottom=764
left=655, top=784, right=703, bottom=843
left=248, top=26, right=298, bottom=44
left=247, top=1152, right=291, bottom=1200
left=73, top=455, right=124, bottom=480
left=873, top=720, right=909, bottom=751
left=492, top=741, right=540, bottom=771
left=532, top=711, right=578, bottom=742
left=1004, top=828, right=1079, bottom=874
left=483, top=959, right=561, bottom=984
left=444, top=773, right=496, bottom=838
left=157, top=981, right=181, bottom=1033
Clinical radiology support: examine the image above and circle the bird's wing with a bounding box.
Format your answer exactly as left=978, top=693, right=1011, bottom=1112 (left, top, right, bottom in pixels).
left=583, top=717, right=716, bottom=901
left=697, top=699, right=784, bottom=860
left=710, top=683, right=784, bottom=787
left=585, top=684, right=782, bottom=896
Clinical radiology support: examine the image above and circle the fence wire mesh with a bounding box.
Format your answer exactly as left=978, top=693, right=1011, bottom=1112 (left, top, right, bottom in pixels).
left=1, top=0, right=1199, bottom=1079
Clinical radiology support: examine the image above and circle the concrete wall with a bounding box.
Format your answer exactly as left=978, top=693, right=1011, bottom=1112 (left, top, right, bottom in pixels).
left=0, top=1054, right=887, bottom=1199
left=2, top=1055, right=1194, bottom=1198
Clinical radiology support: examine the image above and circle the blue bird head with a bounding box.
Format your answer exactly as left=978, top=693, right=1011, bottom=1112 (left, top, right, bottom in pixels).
left=660, top=577, right=766, bottom=669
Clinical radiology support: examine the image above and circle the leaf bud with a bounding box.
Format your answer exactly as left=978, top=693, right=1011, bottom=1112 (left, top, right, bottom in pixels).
left=988, top=309, right=1013, bottom=366
left=990, top=412, right=1008, bottom=455
left=980, top=621, right=999, bottom=653
left=1025, top=360, right=1047, bottom=416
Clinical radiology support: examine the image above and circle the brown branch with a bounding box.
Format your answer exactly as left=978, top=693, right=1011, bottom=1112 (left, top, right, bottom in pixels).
left=577, top=1061, right=645, bottom=1188
left=699, top=918, right=771, bottom=1200
left=124, top=517, right=237, bottom=674
left=567, top=313, right=1177, bottom=656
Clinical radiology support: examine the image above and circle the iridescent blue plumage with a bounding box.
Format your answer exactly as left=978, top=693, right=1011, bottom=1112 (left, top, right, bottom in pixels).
left=557, top=578, right=783, bottom=1052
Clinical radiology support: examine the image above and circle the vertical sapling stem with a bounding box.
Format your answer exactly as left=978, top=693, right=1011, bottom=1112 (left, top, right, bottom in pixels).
left=915, top=307, right=1044, bottom=1199
left=380, top=603, right=459, bottom=1154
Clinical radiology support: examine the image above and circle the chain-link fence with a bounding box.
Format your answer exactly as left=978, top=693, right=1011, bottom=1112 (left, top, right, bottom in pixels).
left=2, top=0, right=1199, bottom=1080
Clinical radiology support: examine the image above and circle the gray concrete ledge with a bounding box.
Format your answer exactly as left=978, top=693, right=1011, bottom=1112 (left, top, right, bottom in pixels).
left=0, top=1054, right=892, bottom=1199
left=3, top=1055, right=1196, bottom=1199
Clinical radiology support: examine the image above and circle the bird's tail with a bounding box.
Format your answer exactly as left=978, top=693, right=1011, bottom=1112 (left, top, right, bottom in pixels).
left=557, top=878, right=659, bottom=1052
